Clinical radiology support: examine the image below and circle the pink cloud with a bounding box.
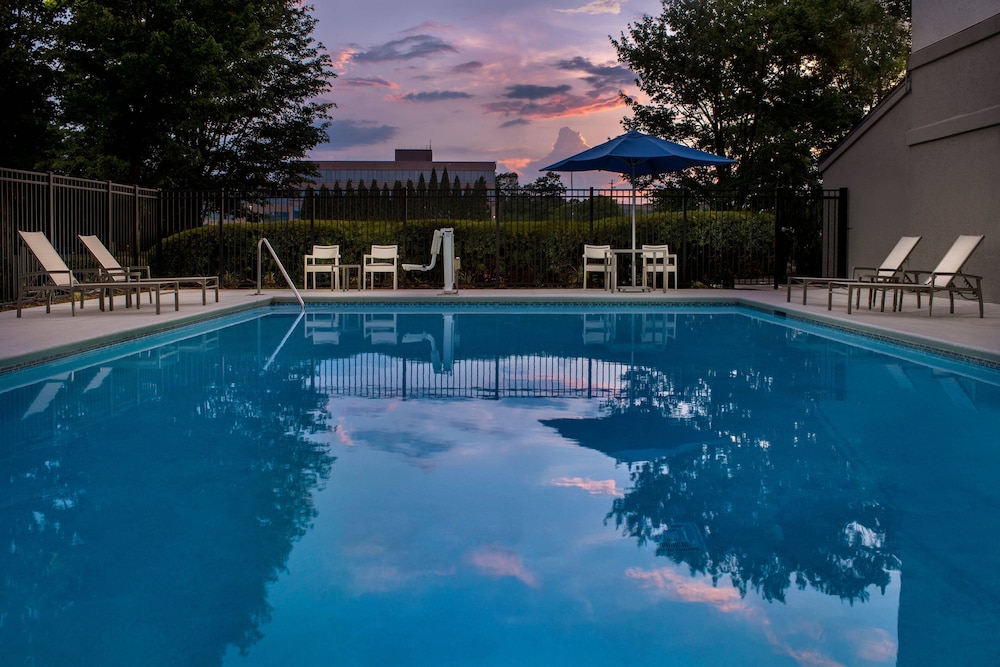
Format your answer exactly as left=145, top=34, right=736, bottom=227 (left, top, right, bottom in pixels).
left=551, top=476, right=623, bottom=496
left=469, top=545, right=539, bottom=587
left=848, top=628, right=897, bottom=662
left=484, top=93, right=626, bottom=121
left=556, top=0, right=624, bottom=15
left=626, top=566, right=747, bottom=613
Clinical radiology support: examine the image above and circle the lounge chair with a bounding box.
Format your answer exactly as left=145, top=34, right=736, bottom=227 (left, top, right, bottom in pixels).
left=787, top=235, right=921, bottom=306
left=829, top=235, right=985, bottom=317
left=640, top=244, right=678, bottom=291
left=583, top=244, right=614, bottom=290
left=78, top=234, right=219, bottom=305
left=16, top=230, right=177, bottom=317
left=303, top=244, right=340, bottom=289
left=363, top=245, right=398, bottom=289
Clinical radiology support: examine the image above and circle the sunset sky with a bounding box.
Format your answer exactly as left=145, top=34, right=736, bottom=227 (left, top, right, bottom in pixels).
left=308, top=0, right=663, bottom=187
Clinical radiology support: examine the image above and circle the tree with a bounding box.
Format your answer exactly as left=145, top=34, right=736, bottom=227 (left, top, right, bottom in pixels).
left=612, top=0, right=909, bottom=190
left=0, top=0, right=63, bottom=169
left=496, top=172, right=520, bottom=195
left=523, top=171, right=567, bottom=198
left=54, top=0, right=335, bottom=189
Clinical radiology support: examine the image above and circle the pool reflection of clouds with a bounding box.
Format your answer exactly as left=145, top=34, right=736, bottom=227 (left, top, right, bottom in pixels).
left=468, top=545, right=540, bottom=588
left=626, top=566, right=748, bottom=612
left=551, top=476, right=624, bottom=496
left=626, top=565, right=899, bottom=666
left=249, top=390, right=900, bottom=666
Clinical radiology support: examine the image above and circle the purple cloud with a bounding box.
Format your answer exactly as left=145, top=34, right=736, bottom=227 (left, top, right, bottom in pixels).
left=503, top=84, right=573, bottom=100
left=453, top=61, right=484, bottom=74
left=340, top=76, right=396, bottom=89
left=556, top=57, right=636, bottom=92
left=351, top=35, right=458, bottom=63
left=401, top=90, right=474, bottom=102
left=321, top=119, right=399, bottom=149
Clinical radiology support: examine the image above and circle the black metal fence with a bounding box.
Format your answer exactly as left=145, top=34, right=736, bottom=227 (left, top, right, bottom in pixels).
left=1, top=166, right=845, bottom=304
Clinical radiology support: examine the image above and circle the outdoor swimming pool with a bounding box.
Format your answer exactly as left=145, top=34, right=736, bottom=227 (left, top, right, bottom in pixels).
left=2, top=304, right=999, bottom=666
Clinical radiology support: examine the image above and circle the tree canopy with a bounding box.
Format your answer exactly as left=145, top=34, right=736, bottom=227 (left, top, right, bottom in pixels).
left=0, top=0, right=63, bottom=170
left=2, top=0, right=335, bottom=189
left=612, top=0, right=910, bottom=190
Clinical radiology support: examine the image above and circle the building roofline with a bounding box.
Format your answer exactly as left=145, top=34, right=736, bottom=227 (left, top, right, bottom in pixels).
left=818, top=77, right=911, bottom=174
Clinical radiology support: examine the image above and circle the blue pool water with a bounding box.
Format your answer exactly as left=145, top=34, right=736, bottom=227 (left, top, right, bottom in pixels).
left=2, top=305, right=1000, bottom=666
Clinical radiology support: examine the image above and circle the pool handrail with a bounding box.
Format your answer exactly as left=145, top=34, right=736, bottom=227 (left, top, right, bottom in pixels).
left=256, top=237, right=305, bottom=310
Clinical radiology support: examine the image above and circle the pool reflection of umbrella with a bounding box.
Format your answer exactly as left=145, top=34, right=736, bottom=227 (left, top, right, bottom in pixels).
left=542, top=130, right=734, bottom=289
left=542, top=413, right=724, bottom=465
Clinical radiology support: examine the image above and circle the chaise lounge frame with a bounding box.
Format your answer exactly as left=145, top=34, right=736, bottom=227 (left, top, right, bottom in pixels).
left=17, top=230, right=179, bottom=317
left=78, top=234, right=219, bottom=305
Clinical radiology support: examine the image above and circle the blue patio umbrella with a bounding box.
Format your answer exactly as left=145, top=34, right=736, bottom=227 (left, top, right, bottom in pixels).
left=542, top=130, right=734, bottom=288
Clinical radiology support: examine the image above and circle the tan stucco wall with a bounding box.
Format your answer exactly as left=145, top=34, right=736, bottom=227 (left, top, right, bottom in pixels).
left=820, top=12, right=1000, bottom=303
left=913, top=0, right=998, bottom=50
left=822, top=91, right=912, bottom=274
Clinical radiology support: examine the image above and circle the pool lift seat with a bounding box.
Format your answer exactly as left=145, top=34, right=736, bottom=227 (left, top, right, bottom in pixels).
left=401, top=314, right=456, bottom=373
left=402, top=228, right=459, bottom=294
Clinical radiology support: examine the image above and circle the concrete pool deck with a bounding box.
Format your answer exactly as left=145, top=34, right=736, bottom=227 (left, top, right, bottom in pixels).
left=1, top=286, right=998, bottom=373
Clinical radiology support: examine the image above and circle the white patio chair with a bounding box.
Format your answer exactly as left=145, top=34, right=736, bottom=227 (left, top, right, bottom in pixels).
left=364, top=313, right=397, bottom=344
left=640, top=244, right=678, bottom=291
left=363, top=245, right=398, bottom=289
left=583, top=244, right=614, bottom=290
left=303, top=244, right=341, bottom=290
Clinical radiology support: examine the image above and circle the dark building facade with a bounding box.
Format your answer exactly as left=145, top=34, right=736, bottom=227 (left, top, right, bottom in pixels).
left=310, top=149, right=496, bottom=191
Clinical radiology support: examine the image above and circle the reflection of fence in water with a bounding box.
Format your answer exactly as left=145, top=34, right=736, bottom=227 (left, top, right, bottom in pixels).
left=309, top=354, right=635, bottom=400
left=3, top=335, right=219, bottom=447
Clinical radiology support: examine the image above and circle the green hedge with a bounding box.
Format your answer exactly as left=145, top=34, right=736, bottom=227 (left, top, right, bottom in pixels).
left=149, top=211, right=775, bottom=288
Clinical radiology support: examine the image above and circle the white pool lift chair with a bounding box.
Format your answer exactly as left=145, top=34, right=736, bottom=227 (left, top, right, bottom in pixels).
left=402, top=228, right=458, bottom=293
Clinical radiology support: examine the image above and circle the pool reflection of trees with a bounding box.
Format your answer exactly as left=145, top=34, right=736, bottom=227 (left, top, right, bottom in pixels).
left=320, top=309, right=902, bottom=606
left=0, top=320, right=336, bottom=666
left=541, top=314, right=901, bottom=606
left=0, top=309, right=906, bottom=663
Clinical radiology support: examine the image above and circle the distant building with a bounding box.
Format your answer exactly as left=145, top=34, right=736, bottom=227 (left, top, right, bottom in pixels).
left=309, top=148, right=496, bottom=191
left=819, top=0, right=998, bottom=302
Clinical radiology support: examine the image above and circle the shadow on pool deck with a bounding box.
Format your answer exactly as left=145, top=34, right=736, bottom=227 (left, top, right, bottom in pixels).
left=2, top=286, right=998, bottom=372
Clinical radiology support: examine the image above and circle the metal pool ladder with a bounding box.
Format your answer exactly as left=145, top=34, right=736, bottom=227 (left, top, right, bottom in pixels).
left=256, top=237, right=305, bottom=310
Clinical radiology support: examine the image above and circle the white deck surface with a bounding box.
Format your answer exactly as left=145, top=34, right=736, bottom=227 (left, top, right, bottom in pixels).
left=2, top=286, right=998, bottom=372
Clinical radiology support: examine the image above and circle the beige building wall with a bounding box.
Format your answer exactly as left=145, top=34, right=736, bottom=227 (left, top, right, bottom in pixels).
left=819, top=4, right=1000, bottom=303
left=912, top=0, right=998, bottom=49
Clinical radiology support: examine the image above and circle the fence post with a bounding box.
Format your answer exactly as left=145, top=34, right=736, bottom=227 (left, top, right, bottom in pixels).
left=309, top=187, right=316, bottom=245
left=401, top=187, right=408, bottom=271
left=133, top=184, right=141, bottom=267
left=156, top=189, right=164, bottom=264
left=836, top=187, right=849, bottom=278
left=106, top=181, right=113, bottom=254
left=494, top=188, right=501, bottom=288
left=680, top=188, right=688, bottom=288
left=218, top=189, right=225, bottom=277
left=773, top=189, right=786, bottom=289
left=47, top=172, right=54, bottom=239
left=589, top=187, right=594, bottom=241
